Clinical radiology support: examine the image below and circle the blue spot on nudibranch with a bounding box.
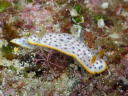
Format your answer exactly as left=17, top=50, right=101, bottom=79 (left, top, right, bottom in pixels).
left=99, top=65, right=103, bottom=69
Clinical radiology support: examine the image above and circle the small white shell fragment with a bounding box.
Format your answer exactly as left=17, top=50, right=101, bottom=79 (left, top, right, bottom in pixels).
left=109, top=33, right=120, bottom=39
left=97, top=18, right=105, bottom=28
left=70, top=8, right=79, bottom=17
left=101, top=2, right=109, bottom=9
left=70, top=24, right=82, bottom=38
left=53, top=24, right=61, bottom=33
left=0, top=90, right=4, bottom=96
left=124, top=0, right=128, bottom=2
left=0, top=39, right=8, bottom=48
left=11, top=33, right=107, bottom=74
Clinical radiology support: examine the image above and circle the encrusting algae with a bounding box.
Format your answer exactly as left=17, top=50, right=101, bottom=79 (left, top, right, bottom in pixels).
left=11, top=32, right=108, bottom=74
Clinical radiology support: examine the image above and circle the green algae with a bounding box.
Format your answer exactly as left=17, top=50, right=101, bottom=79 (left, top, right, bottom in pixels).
left=0, top=1, right=11, bottom=12
left=1, top=45, right=15, bottom=60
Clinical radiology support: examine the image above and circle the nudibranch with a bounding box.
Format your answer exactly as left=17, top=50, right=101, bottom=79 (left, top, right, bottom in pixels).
left=11, top=33, right=107, bottom=74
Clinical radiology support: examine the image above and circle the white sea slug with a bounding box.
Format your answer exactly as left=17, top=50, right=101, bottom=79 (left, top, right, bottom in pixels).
left=11, top=33, right=107, bottom=74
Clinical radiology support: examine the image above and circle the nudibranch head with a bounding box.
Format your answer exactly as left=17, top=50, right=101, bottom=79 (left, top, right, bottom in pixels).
left=11, top=33, right=108, bottom=74
left=10, top=37, right=36, bottom=49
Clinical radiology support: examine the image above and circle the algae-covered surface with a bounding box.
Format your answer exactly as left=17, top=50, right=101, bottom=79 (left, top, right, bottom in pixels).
left=0, top=0, right=128, bottom=96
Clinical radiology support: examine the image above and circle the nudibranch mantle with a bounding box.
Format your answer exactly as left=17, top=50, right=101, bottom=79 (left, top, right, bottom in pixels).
left=11, top=33, right=107, bottom=74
